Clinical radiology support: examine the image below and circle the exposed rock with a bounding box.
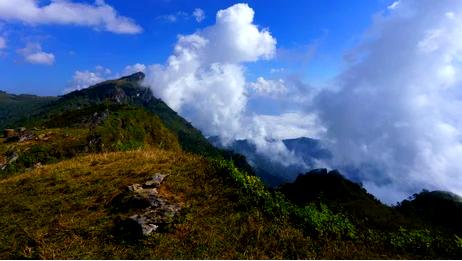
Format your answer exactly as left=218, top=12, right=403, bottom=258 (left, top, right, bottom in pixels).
left=18, top=132, right=35, bottom=143
left=17, top=127, right=26, bottom=133
left=143, top=173, right=168, bottom=188
left=113, top=173, right=180, bottom=240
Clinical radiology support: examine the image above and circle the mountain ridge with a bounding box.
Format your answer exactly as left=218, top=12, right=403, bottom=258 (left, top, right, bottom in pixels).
left=0, top=73, right=461, bottom=259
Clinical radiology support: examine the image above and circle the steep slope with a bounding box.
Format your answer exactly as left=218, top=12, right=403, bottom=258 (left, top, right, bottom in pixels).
left=1, top=73, right=253, bottom=174
left=29, top=72, right=218, bottom=157
left=0, top=91, right=57, bottom=129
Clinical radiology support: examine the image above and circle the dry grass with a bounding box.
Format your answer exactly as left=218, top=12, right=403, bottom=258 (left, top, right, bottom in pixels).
left=0, top=149, right=317, bottom=259
left=0, top=147, right=442, bottom=259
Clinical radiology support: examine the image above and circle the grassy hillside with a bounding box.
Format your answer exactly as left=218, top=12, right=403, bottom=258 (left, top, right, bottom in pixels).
left=0, top=150, right=311, bottom=259
left=23, top=73, right=220, bottom=158
left=0, top=91, right=57, bottom=129
left=0, top=105, right=179, bottom=176
left=1, top=73, right=462, bottom=259
left=3, top=73, right=252, bottom=174
left=0, top=148, right=461, bottom=259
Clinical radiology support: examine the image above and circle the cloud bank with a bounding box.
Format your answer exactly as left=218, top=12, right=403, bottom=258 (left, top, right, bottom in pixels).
left=315, top=0, right=462, bottom=203
left=0, top=0, right=142, bottom=34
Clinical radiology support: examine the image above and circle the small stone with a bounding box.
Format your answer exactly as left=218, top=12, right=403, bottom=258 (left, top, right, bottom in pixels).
left=143, top=173, right=167, bottom=188
left=128, top=184, right=143, bottom=192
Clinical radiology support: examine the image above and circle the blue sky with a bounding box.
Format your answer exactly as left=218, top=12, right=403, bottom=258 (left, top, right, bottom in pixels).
left=0, top=0, right=392, bottom=95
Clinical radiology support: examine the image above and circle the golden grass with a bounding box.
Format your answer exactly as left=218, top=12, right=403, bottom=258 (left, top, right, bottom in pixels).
left=0, top=148, right=316, bottom=259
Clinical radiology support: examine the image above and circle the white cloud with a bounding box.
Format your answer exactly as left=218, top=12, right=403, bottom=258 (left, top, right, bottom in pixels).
left=315, top=0, right=462, bottom=203
left=249, top=112, right=326, bottom=140
left=0, top=36, right=5, bottom=49
left=65, top=65, right=111, bottom=93
left=17, top=43, right=55, bottom=65
left=144, top=3, right=276, bottom=139
left=0, top=0, right=142, bottom=34
left=248, top=77, right=287, bottom=96
left=193, top=8, right=205, bottom=22
left=123, top=63, right=146, bottom=75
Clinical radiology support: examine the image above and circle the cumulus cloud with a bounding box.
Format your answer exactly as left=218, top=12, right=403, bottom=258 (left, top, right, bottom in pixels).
left=0, top=0, right=142, bottom=34
left=144, top=3, right=276, bottom=139
left=315, top=0, right=462, bottom=203
left=193, top=8, right=205, bottom=22
left=17, top=43, right=55, bottom=65
left=65, top=65, right=111, bottom=93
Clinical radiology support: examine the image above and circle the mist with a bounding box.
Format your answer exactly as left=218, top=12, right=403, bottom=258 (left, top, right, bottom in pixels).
left=315, top=0, right=462, bottom=203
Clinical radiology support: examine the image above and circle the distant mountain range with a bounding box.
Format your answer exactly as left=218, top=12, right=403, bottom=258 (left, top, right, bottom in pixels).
left=208, top=136, right=332, bottom=186
left=0, top=91, right=57, bottom=129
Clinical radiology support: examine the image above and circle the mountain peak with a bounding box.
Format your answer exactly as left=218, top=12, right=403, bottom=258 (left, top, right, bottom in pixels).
left=119, top=72, right=145, bottom=82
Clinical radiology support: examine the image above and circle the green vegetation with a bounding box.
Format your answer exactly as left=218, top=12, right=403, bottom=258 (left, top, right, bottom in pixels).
left=0, top=105, right=179, bottom=176
left=1, top=73, right=462, bottom=259
left=0, top=91, right=57, bottom=129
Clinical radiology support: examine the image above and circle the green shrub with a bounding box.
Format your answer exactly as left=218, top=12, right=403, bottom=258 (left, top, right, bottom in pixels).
left=213, top=159, right=291, bottom=218
left=91, top=107, right=180, bottom=152
left=389, top=228, right=433, bottom=253
left=213, top=159, right=356, bottom=240
left=293, top=203, right=356, bottom=239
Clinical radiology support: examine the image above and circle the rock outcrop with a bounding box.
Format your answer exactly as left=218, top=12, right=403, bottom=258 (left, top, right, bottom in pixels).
left=113, top=173, right=181, bottom=241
